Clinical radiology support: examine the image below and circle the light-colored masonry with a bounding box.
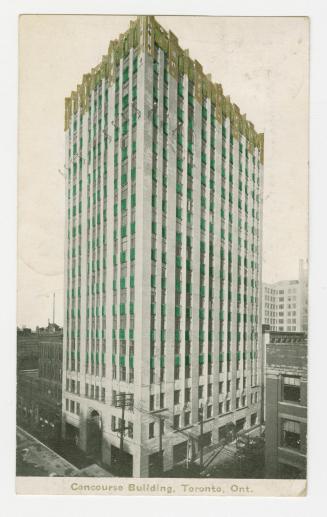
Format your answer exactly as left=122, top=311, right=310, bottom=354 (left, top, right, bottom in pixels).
left=62, top=15, right=264, bottom=477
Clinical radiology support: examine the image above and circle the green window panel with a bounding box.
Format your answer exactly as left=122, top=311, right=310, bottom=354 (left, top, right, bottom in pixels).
left=178, top=82, right=184, bottom=97
left=219, top=311, right=224, bottom=321
left=177, top=108, right=184, bottom=122
left=200, top=263, right=205, bottom=275
left=151, top=249, right=157, bottom=261
left=132, top=85, right=137, bottom=100
left=130, top=275, right=135, bottom=288
left=201, top=196, right=206, bottom=209
left=161, top=304, right=166, bottom=317
left=164, top=96, right=168, bottom=109
left=175, top=329, right=181, bottom=342
left=201, top=174, right=206, bottom=186
left=129, top=329, right=134, bottom=339
left=132, top=141, right=137, bottom=154
left=176, top=182, right=182, bottom=194
left=122, top=147, right=128, bottom=162
left=160, top=356, right=165, bottom=368
left=199, top=308, right=205, bottom=320
left=130, top=303, right=134, bottom=315
left=175, top=355, right=180, bottom=367
left=151, top=275, right=156, bottom=288
left=121, top=198, right=127, bottom=211
left=132, top=113, right=137, bottom=127
left=120, top=303, right=126, bottom=316
left=175, top=306, right=181, bottom=318
left=187, top=212, right=192, bottom=225
left=130, top=248, right=135, bottom=261
left=161, top=329, right=166, bottom=342
left=129, top=355, right=134, bottom=368
left=122, top=120, right=128, bottom=135
left=185, top=307, right=191, bottom=319
left=121, top=225, right=127, bottom=238
left=201, top=152, right=207, bottom=165
left=120, top=277, right=126, bottom=290
left=187, top=164, right=193, bottom=177
left=162, top=251, right=167, bottom=264
left=176, top=207, right=182, bottom=220
left=119, top=329, right=125, bottom=340
left=151, top=194, right=157, bottom=208
left=199, top=330, right=205, bottom=342
left=161, top=277, right=166, bottom=289
left=200, top=285, right=205, bottom=297
left=163, top=122, right=168, bottom=135
left=177, top=158, right=183, bottom=172
left=176, top=232, right=182, bottom=244
left=176, top=279, right=181, bottom=293
left=121, top=174, right=127, bottom=186
left=162, top=226, right=167, bottom=239
left=152, top=222, right=157, bottom=234
left=199, top=354, right=205, bottom=365
left=131, top=167, right=136, bottom=181
left=150, top=356, right=155, bottom=369
left=114, top=126, right=119, bottom=142
left=120, top=251, right=126, bottom=263
left=119, top=355, right=126, bottom=367
left=202, top=106, right=207, bottom=120
left=122, top=94, right=129, bottom=109
left=186, top=282, right=192, bottom=294
left=176, top=256, right=182, bottom=269
left=200, top=218, right=206, bottom=231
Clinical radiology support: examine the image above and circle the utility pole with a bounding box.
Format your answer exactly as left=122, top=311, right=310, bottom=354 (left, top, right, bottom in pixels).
left=114, top=392, right=133, bottom=471
left=52, top=292, right=55, bottom=324
left=199, top=404, right=204, bottom=470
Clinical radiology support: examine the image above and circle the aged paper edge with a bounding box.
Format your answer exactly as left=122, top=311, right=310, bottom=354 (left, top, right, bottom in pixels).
left=15, top=477, right=307, bottom=497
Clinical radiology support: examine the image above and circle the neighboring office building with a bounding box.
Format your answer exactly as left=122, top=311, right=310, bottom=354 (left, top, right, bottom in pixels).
left=265, top=333, right=307, bottom=479
left=62, top=15, right=264, bottom=477
left=17, top=324, right=63, bottom=443
left=262, top=259, right=308, bottom=333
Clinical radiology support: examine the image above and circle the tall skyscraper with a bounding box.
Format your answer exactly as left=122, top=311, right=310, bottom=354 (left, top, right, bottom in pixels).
left=62, top=15, right=264, bottom=477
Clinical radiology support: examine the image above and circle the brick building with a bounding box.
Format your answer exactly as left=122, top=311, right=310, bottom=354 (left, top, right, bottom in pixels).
left=265, top=333, right=307, bottom=478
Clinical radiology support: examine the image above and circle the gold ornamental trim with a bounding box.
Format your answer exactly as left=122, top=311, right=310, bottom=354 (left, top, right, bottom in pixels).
left=64, top=15, right=264, bottom=162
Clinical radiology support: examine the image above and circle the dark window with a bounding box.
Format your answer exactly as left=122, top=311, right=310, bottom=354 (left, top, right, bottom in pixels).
left=281, top=420, right=301, bottom=450
left=283, top=376, right=301, bottom=403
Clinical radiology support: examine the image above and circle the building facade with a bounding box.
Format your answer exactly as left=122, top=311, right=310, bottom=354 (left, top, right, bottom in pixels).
left=17, top=325, right=63, bottom=444
left=262, top=259, right=308, bottom=333
left=62, top=15, right=264, bottom=477
left=265, top=334, right=307, bottom=478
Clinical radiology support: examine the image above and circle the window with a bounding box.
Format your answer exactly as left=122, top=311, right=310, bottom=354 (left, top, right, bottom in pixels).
left=207, top=405, right=212, bottom=418
left=198, top=385, right=204, bottom=399
left=184, top=412, right=190, bottom=426
left=111, top=415, right=116, bottom=431
left=128, top=422, right=133, bottom=438
left=173, top=414, right=180, bottom=429
left=149, top=422, right=155, bottom=439
left=226, top=400, right=231, bottom=412
left=150, top=394, right=155, bottom=411
left=160, top=392, right=165, bottom=409
left=283, top=376, right=301, bottom=403
left=281, top=420, right=301, bottom=450
left=218, top=402, right=223, bottom=414
left=174, top=390, right=180, bottom=405
left=185, top=388, right=191, bottom=403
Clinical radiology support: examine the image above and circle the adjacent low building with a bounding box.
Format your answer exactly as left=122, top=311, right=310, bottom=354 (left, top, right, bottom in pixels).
left=16, top=324, right=63, bottom=444
left=265, top=332, right=307, bottom=479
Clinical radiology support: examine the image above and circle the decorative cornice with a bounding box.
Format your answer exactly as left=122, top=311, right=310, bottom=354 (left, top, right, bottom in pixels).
left=64, top=15, right=264, bottom=161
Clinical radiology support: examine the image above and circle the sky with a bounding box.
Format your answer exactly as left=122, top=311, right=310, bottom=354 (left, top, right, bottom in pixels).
left=17, top=15, right=309, bottom=329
